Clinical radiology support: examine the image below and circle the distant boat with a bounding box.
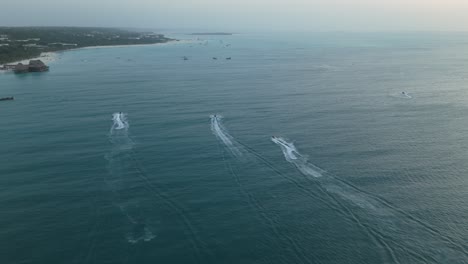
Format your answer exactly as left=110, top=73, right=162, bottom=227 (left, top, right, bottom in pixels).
left=183, top=56, right=188, bottom=60
left=226, top=57, right=231, bottom=60
left=0, top=97, right=14, bottom=101
left=212, top=57, right=218, bottom=60
left=399, top=91, right=412, bottom=98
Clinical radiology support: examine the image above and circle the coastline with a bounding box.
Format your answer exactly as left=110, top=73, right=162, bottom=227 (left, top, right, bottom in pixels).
left=74, top=38, right=204, bottom=50
left=1, top=39, right=181, bottom=68
left=76, top=39, right=181, bottom=50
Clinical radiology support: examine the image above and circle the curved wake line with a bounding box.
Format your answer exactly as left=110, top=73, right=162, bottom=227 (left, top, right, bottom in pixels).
left=270, top=136, right=468, bottom=262
left=210, top=115, right=242, bottom=157
left=216, top=139, right=315, bottom=264
left=128, top=154, right=210, bottom=262
left=239, top=138, right=401, bottom=262
left=106, top=113, right=210, bottom=260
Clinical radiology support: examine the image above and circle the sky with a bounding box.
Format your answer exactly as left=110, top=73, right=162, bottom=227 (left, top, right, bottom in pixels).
left=2, top=0, right=468, bottom=32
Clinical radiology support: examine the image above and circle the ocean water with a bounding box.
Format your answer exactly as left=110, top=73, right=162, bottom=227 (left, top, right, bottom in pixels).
left=2, top=32, right=468, bottom=264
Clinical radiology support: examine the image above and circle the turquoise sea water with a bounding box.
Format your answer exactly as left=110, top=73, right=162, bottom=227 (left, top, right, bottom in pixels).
left=2, top=32, right=468, bottom=263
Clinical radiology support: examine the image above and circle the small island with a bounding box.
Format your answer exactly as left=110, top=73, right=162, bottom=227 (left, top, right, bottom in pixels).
left=0, top=27, right=174, bottom=65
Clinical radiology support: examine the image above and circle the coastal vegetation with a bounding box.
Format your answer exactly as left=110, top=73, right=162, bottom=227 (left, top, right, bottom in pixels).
left=0, top=27, right=173, bottom=64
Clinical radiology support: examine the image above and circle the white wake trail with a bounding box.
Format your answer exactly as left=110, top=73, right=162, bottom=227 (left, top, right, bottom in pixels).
left=106, top=112, right=155, bottom=244
left=271, top=137, right=379, bottom=209
left=112, top=112, right=129, bottom=131
left=210, top=115, right=242, bottom=157
left=270, top=137, right=468, bottom=262
left=271, top=137, right=323, bottom=177
left=109, top=112, right=133, bottom=150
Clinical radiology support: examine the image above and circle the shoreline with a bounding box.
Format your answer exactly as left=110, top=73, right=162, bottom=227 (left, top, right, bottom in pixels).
left=74, top=38, right=203, bottom=50
left=1, top=39, right=182, bottom=67
left=76, top=39, right=180, bottom=50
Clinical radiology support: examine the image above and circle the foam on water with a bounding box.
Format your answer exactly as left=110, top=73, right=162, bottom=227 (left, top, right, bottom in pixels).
left=108, top=113, right=133, bottom=151
left=126, top=224, right=157, bottom=244
left=112, top=112, right=129, bottom=131
left=271, top=137, right=387, bottom=211
left=210, top=115, right=242, bottom=157
left=271, top=137, right=323, bottom=177
left=270, top=137, right=468, bottom=262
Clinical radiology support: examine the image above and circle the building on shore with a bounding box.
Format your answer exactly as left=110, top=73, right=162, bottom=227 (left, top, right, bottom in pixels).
left=6, top=60, right=50, bottom=74
left=28, top=60, right=49, bottom=72
left=13, top=63, right=30, bottom=73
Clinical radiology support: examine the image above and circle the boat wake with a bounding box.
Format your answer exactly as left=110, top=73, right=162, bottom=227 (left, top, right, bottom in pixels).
left=106, top=113, right=208, bottom=260
left=271, top=137, right=324, bottom=178
left=111, top=112, right=129, bottom=131
left=106, top=112, right=156, bottom=244
left=272, top=137, right=385, bottom=209
left=205, top=115, right=468, bottom=263
left=211, top=118, right=313, bottom=263
left=109, top=113, right=133, bottom=151
left=271, top=137, right=379, bottom=210
left=270, top=137, right=468, bottom=263
left=210, top=115, right=242, bottom=157
left=124, top=212, right=157, bottom=244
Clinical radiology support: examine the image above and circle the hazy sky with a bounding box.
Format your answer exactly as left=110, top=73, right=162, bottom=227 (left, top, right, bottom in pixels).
left=2, top=0, right=468, bottom=32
